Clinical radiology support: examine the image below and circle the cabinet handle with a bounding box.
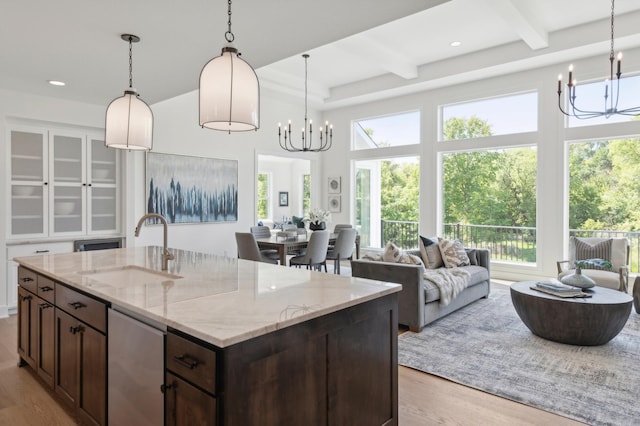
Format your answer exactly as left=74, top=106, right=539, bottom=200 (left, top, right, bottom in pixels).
left=160, top=382, right=176, bottom=393
left=21, top=277, right=34, bottom=282
left=20, top=294, right=32, bottom=301
left=68, top=301, right=86, bottom=310
left=35, top=250, right=50, bottom=254
left=39, top=303, right=52, bottom=310
left=173, top=355, right=200, bottom=370
left=44, top=182, right=48, bottom=186
left=69, top=325, right=84, bottom=334
left=39, top=286, right=53, bottom=292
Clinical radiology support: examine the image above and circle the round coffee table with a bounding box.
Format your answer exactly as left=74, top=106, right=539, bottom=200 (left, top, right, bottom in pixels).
left=510, top=281, right=633, bottom=346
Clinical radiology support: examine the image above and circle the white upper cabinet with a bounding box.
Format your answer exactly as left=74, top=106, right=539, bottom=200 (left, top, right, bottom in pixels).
left=8, top=125, right=120, bottom=239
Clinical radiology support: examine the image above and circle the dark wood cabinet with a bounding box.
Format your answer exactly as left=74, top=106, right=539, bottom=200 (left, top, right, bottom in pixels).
left=55, top=298, right=107, bottom=426
left=165, top=372, right=216, bottom=426
left=36, top=299, right=55, bottom=388
left=17, top=286, right=37, bottom=368
left=18, top=266, right=107, bottom=426
left=165, top=293, right=398, bottom=426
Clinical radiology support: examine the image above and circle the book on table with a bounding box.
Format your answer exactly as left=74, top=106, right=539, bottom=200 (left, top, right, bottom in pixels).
left=530, top=279, right=592, bottom=298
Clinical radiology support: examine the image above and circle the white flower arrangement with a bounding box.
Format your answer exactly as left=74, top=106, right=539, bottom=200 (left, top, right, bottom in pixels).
left=304, top=208, right=331, bottom=225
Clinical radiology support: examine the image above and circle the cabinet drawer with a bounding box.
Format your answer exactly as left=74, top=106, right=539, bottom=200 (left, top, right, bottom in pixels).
left=166, top=332, right=216, bottom=394
left=56, top=284, right=107, bottom=333
left=17, top=267, right=38, bottom=294
left=37, top=275, right=55, bottom=303
left=8, top=241, right=74, bottom=259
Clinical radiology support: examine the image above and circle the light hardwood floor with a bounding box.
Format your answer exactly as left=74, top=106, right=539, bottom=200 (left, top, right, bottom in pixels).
left=0, top=313, right=582, bottom=425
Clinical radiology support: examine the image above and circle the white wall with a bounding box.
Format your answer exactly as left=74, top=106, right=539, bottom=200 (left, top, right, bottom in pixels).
left=131, top=87, right=322, bottom=256
left=320, top=47, right=640, bottom=282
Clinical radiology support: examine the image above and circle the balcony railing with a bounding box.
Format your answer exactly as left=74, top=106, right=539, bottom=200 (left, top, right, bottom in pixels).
left=379, top=220, right=640, bottom=273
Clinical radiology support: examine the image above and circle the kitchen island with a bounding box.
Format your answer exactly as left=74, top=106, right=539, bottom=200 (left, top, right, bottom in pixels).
left=15, top=246, right=401, bottom=425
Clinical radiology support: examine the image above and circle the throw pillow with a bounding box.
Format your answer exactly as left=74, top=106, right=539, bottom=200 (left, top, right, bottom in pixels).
left=419, top=236, right=444, bottom=269
left=438, top=238, right=470, bottom=268
left=574, top=238, right=612, bottom=270
left=575, top=258, right=613, bottom=271
left=363, top=249, right=423, bottom=266
left=466, top=249, right=478, bottom=266
left=382, top=241, right=402, bottom=263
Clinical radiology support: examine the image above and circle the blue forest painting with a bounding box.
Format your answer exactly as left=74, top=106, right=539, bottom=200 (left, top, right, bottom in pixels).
left=146, top=152, right=238, bottom=224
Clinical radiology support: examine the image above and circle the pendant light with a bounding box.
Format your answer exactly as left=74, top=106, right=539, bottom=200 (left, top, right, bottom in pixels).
left=278, top=54, right=333, bottom=152
left=199, top=0, right=260, bottom=133
left=105, top=34, right=153, bottom=151
left=557, top=0, right=640, bottom=119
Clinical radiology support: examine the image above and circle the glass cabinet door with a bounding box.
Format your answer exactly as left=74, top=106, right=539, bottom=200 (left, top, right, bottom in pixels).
left=88, top=137, right=119, bottom=233
left=10, top=129, right=47, bottom=237
left=50, top=133, right=85, bottom=235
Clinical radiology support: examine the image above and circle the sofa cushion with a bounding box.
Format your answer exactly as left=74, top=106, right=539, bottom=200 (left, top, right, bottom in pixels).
left=466, top=249, right=478, bottom=265
left=423, top=265, right=488, bottom=303
left=382, top=241, right=402, bottom=262
left=419, top=236, right=444, bottom=269
left=438, top=238, right=470, bottom=268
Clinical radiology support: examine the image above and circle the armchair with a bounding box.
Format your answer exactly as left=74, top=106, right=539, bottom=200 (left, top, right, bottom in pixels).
left=557, top=237, right=629, bottom=292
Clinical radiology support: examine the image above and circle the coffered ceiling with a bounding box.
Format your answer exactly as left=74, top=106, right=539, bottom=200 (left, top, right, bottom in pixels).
left=3, top=0, right=640, bottom=110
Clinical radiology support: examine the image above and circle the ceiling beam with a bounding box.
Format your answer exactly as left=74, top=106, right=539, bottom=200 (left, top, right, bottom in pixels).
left=485, top=0, right=548, bottom=50
left=333, top=33, right=419, bottom=80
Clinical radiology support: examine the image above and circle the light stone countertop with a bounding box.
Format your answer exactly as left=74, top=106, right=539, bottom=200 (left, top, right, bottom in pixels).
left=14, top=246, right=401, bottom=348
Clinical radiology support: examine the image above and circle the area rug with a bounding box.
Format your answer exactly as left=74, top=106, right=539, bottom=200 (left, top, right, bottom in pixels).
left=398, top=283, right=640, bottom=426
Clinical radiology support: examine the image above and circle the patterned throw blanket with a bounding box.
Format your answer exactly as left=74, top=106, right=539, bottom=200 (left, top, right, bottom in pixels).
left=423, top=268, right=470, bottom=306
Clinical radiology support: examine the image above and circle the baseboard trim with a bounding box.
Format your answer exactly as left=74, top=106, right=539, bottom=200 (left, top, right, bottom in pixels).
left=0, top=305, right=8, bottom=319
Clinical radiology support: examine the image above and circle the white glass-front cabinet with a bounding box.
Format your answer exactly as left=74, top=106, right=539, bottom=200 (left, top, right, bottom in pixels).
left=8, top=126, right=120, bottom=239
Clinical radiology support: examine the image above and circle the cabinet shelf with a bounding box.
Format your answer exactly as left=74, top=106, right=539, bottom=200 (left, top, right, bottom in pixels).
left=12, top=154, right=42, bottom=161
left=13, top=215, right=44, bottom=220
left=55, top=157, right=82, bottom=163
left=12, top=174, right=43, bottom=181
left=92, top=214, right=116, bottom=218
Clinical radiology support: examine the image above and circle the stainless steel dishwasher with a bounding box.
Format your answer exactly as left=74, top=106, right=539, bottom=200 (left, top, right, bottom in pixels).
left=108, top=308, right=165, bottom=425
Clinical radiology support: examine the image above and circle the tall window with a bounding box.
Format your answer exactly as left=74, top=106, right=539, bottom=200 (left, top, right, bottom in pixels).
left=441, top=92, right=537, bottom=140
left=353, top=111, right=420, bottom=150
left=569, top=136, right=640, bottom=271
left=440, top=92, right=538, bottom=264
left=354, top=156, right=419, bottom=249
left=257, top=173, right=270, bottom=220
left=302, top=174, right=311, bottom=214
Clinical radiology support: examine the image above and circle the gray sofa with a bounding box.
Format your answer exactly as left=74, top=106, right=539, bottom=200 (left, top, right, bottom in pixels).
left=351, top=248, right=491, bottom=331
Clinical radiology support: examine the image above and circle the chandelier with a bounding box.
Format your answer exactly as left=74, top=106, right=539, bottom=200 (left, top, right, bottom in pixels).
left=105, top=34, right=153, bottom=151
left=199, top=0, right=260, bottom=132
left=557, top=0, right=640, bottom=119
left=279, top=54, right=333, bottom=152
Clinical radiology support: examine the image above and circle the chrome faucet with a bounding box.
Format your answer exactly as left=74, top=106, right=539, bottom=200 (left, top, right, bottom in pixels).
left=134, top=213, right=174, bottom=270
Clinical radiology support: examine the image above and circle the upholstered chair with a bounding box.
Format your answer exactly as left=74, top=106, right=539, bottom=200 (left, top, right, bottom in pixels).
left=289, top=230, right=330, bottom=271
left=326, top=228, right=357, bottom=274
left=235, top=232, right=277, bottom=264
left=557, top=237, right=629, bottom=292
left=249, top=226, right=279, bottom=262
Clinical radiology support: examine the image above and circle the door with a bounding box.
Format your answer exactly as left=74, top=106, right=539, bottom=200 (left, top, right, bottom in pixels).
left=87, top=137, right=119, bottom=234
left=165, top=372, right=216, bottom=426
left=77, top=323, right=107, bottom=426
left=17, top=287, right=37, bottom=368
left=9, top=129, right=48, bottom=238
left=55, top=308, right=78, bottom=408
left=37, top=300, right=55, bottom=388
left=50, top=132, right=85, bottom=235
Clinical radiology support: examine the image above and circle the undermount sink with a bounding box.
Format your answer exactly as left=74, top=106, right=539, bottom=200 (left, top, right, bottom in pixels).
left=78, top=265, right=183, bottom=287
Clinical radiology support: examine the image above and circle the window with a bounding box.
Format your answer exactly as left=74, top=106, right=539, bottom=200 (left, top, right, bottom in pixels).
left=352, top=111, right=420, bottom=150
left=302, top=174, right=311, bottom=214
left=442, top=146, right=537, bottom=263
left=441, top=92, right=537, bottom=140
left=257, top=173, right=270, bottom=220
left=568, top=137, right=640, bottom=271
left=354, top=156, right=419, bottom=249
left=566, top=74, right=640, bottom=127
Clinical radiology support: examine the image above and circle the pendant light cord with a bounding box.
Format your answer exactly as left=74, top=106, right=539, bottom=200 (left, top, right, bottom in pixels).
left=128, top=36, right=134, bottom=88
left=304, top=54, right=309, bottom=122
left=225, top=0, right=235, bottom=43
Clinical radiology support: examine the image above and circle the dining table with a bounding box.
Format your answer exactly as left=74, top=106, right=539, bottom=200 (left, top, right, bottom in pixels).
left=255, top=231, right=360, bottom=266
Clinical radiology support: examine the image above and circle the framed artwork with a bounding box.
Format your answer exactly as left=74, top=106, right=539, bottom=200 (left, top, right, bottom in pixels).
left=146, top=152, right=238, bottom=224
left=328, top=176, right=341, bottom=193
left=328, top=195, right=341, bottom=213
left=279, top=191, right=289, bottom=206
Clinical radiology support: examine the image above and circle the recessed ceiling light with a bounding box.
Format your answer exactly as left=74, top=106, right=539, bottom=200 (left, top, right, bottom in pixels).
left=450, top=41, right=462, bottom=47
left=48, top=80, right=66, bottom=86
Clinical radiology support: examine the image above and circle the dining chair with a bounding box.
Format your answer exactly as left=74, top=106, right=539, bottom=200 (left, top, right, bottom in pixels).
left=326, top=228, right=357, bottom=274
left=289, top=230, right=330, bottom=271
left=249, top=226, right=280, bottom=262
left=333, top=224, right=353, bottom=233
left=235, top=232, right=277, bottom=264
